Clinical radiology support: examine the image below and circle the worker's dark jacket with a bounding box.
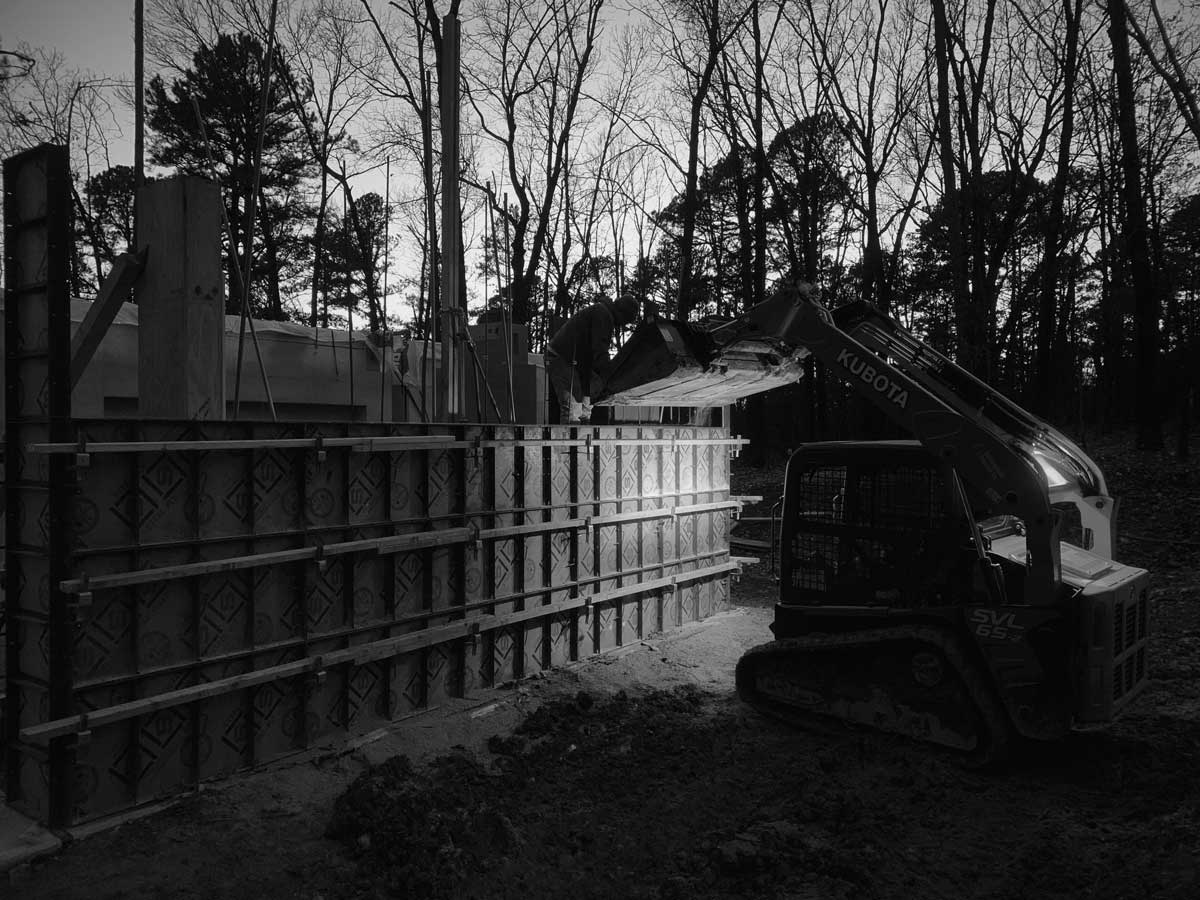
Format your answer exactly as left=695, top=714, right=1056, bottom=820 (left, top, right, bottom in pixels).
left=546, top=300, right=618, bottom=392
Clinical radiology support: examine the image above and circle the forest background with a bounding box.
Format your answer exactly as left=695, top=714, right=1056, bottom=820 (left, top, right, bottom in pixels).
left=3, top=0, right=1200, bottom=456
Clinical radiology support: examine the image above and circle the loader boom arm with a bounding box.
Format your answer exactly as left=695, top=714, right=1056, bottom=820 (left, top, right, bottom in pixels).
left=598, top=283, right=1117, bottom=604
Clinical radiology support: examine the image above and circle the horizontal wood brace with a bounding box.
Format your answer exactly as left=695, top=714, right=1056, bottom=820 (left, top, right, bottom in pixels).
left=60, top=528, right=471, bottom=593
left=24, top=562, right=741, bottom=744
left=70, top=487, right=738, bottom=560
left=603, top=438, right=748, bottom=447
left=70, top=550, right=731, bottom=694
left=589, top=500, right=740, bottom=526
left=28, top=435, right=471, bottom=455
left=480, top=517, right=589, bottom=539
left=29, top=434, right=747, bottom=456
left=59, top=504, right=739, bottom=593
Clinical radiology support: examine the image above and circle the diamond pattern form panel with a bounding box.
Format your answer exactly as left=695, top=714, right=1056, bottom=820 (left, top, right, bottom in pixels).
left=7, top=423, right=738, bottom=829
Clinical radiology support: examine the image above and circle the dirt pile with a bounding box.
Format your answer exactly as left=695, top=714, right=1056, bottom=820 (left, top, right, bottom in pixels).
left=325, top=667, right=1200, bottom=900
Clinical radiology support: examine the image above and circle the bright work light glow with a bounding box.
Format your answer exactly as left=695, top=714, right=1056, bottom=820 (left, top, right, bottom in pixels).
left=1033, top=452, right=1069, bottom=488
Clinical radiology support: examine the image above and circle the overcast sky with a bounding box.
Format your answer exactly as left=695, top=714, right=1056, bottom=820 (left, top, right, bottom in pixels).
left=3, top=0, right=135, bottom=78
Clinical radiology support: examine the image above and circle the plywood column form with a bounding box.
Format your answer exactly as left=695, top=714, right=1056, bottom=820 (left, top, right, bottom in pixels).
left=518, top=426, right=547, bottom=675
left=593, top=428, right=620, bottom=652
left=135, top=176, right=224, bottom=420
left=460, top=426, right=489, bottom=693
left=388, top=433, right=430, bottom=714
left=570, top=427, right=596, bottom=658
left=3, top=145, right=76, bottom=825
left=423, top=427, right=464, bottom=705
left=660, top=429, right=684, bottom=630
left=546, top=426, right=576, bottom=667
left=677, top=428, right=701, bottom=621
left=485, top=427, right=519, bottom=686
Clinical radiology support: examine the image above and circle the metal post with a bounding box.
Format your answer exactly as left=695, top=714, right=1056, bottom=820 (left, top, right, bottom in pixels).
left=232, top=0, right=280, bottom=422
left=134, top=0, right=144, bottom=242
left=381, top=156, right=390, bottom=421
left=438, top=13, right=464, bottom=421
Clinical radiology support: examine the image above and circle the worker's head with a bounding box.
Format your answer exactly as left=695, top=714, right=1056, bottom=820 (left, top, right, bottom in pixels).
left=613, top=293, right=640, bottom=326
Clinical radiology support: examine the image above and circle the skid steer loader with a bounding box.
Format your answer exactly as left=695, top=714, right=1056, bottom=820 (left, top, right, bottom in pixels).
left=595, top=283, right=1149, bottom=762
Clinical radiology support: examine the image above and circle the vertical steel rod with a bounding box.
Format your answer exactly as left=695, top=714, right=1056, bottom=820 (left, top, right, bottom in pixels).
left=232, top=0, right=280, bottom=422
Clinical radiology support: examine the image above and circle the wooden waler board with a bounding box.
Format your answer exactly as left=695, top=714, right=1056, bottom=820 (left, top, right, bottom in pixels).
left=4, top=419, right=743, bottom=826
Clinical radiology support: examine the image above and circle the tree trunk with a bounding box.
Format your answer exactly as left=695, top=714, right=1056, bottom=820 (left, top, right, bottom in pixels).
left=752, top=0, right=766, bottom=310
left=678, top=91, right=707, bottom=319
left=1108, top=0, right=1163, bottom=449
left=311, top=165, right=330, bottom=328
left=1034, top=0, right=1083, bottom=418
left=422, top=69, right=440, bottom=341
left=863, top=170, right=887, bottom=311
left=930, top=0, right=972, bottom=370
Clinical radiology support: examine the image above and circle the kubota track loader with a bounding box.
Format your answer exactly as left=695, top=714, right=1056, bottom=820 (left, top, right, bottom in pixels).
left=595, top=283, right=1149, bottom=762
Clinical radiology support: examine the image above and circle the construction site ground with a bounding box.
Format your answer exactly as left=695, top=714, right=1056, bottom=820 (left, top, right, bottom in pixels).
left=7, top=432, right=1200, bottom=900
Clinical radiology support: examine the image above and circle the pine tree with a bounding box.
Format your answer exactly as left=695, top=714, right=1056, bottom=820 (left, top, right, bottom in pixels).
left=147, top=32, right=316, bottom=319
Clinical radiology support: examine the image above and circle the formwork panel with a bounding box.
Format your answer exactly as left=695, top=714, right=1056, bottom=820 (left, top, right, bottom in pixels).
left=73, top=592, right=135, bottom=682
left=389, top=651, right=425, bottom=714
left=490, top=627, right=520, bottom=685
left=349, top=555, right=391, bottom=643
left=253, top=674, right=305, bottom=762
left=425, top=641, right=460, bottom=707
left=205, top=690, right=253, bottom=780
left=596, top=524, right=619, bottom=594
left=677, top=515, right=697, bottom=573
left=548, top=533, right=573, bottom=667
left=595, top=604, right=618, bottom=653
left=72, top=726, right=131, bottom=820
left=390, top=450, right=426, bottom=521
left=137, top=705, right=194, bottom=802
left=347, top=662, right=389, bottom=731
left=485, top=428, right=518, bottom=687
left=550, top=611, right=575, bottom=666
left=620, top=593, right=642, bottom=645
left=519, top=429, right=547, bottom=673
left=662, top=585, right=683, bottom=631
left=6, top=418, right=741, bottom=827
left=304, top=449, right=347, bottom=531
left=254, top=555, right=303, bottom=646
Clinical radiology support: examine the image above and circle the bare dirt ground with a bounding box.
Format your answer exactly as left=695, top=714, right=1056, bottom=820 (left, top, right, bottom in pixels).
left=9, top=433, right=1200, bottom=900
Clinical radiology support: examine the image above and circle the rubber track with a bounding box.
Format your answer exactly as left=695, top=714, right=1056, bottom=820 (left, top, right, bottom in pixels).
left=737, top=624, right=1012, bottom=766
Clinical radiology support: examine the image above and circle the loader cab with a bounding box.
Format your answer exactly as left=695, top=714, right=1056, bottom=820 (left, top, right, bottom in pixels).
left=775, top=441, right=986, bottom=636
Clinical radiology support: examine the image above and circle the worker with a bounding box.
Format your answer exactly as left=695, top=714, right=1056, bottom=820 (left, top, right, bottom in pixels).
left=545, top=292, right=640, bottom=423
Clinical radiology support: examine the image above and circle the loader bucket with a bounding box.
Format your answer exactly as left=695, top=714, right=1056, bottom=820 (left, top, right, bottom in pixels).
left=594, top=317, right=807, bottom=406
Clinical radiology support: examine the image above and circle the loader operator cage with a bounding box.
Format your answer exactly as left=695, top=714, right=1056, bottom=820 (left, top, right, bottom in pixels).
left=781, top=443, right=973, bottom=608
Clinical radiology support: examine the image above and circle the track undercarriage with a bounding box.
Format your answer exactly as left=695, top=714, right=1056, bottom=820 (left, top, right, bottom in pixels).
left=735, top=625, right=1012, bottom=765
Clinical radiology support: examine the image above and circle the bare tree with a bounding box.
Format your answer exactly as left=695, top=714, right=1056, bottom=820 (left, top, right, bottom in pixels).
left=797, top=0, right=929, bottom=312
left=1032, top=0, right=1086, bottom=416
left=462, top=0, right=606, bottom=330
left=657, top=0, right=752, bottom=317
left=0, top=41, right=128, bottom=292
left=282, top=0, right=380, bottom=326
left=1107, top=0, right=1163, bottom=448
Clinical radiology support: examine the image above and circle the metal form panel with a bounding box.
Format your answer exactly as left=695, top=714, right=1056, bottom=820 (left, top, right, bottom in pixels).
left=5, top=419, right=743, bottom=826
